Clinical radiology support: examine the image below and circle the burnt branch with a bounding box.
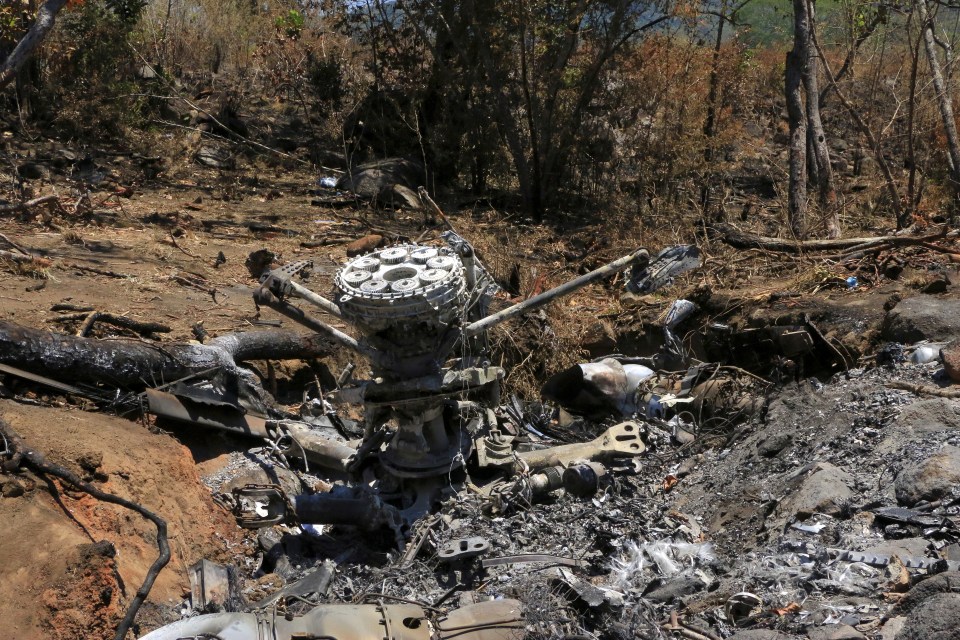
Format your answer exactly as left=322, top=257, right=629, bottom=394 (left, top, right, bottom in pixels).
left=0, top=320, right=332, bottom=389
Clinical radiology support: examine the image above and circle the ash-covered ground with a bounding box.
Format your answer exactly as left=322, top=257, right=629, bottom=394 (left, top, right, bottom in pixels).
left=181, top=354, right=960, bottom=640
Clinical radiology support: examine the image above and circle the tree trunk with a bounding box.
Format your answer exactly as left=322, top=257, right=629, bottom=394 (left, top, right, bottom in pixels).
left=0, top=0, right=68, bottom=90
left=810, top=26, right=906, bottom=227
left=805, top=0, right=839, bottom=237
left=0, top=321, right=332, bottom=388
left=916, top=0, right=960, bottom=197
left=786, top=0, right=809, bottom=238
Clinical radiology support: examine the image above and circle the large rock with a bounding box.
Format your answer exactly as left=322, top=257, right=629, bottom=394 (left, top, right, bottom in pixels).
left=807, top=625, right=865, bottom=640
left=894, top=593, right=960, bottom=640
left=776, top=462, right=854, bottom=520
left=883, top=297, right=960, bottom=343
left=336, top=158, right=424, bottom=197
left=895, top=446, right=960, bottom=506
left=894, top=572, right=960, bottom=615
left=941, top=339, right=960, bottom=383
left=729, top=631, right=801, bottom=640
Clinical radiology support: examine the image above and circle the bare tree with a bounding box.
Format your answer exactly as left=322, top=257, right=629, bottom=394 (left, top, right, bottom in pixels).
left=786, top=0, right=810, bottom=238
left=915, top=0, right=960, bottom=199
left=805, top=0, right=838, bottom=237
left=810, top=18, right=905, bottom=227
left=786, top=0, right=841, bottom=238
left=0, top=0, right=68, bottom=90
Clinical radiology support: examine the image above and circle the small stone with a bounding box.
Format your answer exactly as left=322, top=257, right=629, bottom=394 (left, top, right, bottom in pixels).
left=758, top=433, right=792, bottom=458
left=643, top=576, right=705, bottom=603
left=920, top=275, right=950, bottom=294
left=77, top=451, right=103, bottom=473
left=17, top=162, right=49, bottom=180
left=895, top=446, right=960, bottom=507
left=1, top=478, right=24, bottom=498
left=777, top=462, right=853, bottom=519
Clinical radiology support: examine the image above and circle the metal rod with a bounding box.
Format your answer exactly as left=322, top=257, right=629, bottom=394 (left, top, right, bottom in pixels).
left=254, top=287, right=374, bottom=360
left=463, top=248, right=649, bottom=338
left=288, top=281, right=344, bottom=318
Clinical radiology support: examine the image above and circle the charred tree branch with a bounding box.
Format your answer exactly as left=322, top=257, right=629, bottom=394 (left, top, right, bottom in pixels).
left=0, top=321, right=332, bottom=388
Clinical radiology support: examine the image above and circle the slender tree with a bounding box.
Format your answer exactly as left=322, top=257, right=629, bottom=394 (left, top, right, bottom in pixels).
left=786, top=0, right=810, bottom=237
left=0, top=0, right=68, bottom=90
left=805, top=0, right=838, bottom=237
left=915, top=0, right=960, bottom=202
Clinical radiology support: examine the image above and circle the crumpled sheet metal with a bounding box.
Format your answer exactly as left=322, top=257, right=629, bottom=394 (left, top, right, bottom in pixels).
left=139, top=599, right=525, bottom=640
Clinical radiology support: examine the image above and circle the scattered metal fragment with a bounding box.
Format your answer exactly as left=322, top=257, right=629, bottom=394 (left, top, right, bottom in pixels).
left=725, top=592, right=763, bottom=625
left=516, top=422, right=645, bottom=470
left=188, top=559, right=231, bottom=611
left=480, top=554, right=586, bottom=569
left=872, top=506, right=952, bottom=529
left=626, top=245, right=700, bottom=294
left=254, top=558, right=337, bottom=608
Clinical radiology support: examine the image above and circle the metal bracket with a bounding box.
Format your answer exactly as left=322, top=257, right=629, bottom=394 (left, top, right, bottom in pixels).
left=259, top=260, right=314, bottom=299
left=231, top=484, right=289, bottom=528
left=439, top=537, right=490, bottom=563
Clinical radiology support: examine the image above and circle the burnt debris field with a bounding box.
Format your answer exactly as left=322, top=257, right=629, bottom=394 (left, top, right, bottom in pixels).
left=2, top=153, right=960, bottom=640
left=8, top=1, right=960, bottom=638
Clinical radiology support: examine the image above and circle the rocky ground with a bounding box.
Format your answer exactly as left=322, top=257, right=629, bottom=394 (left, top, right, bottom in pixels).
left=2, top=126, right=960, bottom=640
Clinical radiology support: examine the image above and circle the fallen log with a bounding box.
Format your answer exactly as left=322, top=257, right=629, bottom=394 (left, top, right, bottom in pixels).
left=0, top=320, right=332, bottom=388
left=712, top=223, right=952, bottom=253
left=0, top=194, right=61, bottom=214
left=0, top=248, right=52, bottom=267
left=886, top=381, right=960, bottom=398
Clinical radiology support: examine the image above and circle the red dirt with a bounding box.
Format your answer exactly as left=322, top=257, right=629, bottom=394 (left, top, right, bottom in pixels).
left=0, top=400, right=244, bottom=640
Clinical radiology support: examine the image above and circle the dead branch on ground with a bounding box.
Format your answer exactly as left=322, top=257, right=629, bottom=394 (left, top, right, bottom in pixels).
left=0, top=194, right=61, bottom=214
left=50, top=311, right=171, bottom=337
left=886, top=381, right=960, bottom=398
left=712, top=223, right=952, bottom=254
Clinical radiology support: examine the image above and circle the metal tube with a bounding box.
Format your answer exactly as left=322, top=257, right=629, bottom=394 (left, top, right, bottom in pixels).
left=254, top=287, right=375, bottom=360
left=288, top=281, right=344, bottom=318
left=463, top=249, right=649, bottom=338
